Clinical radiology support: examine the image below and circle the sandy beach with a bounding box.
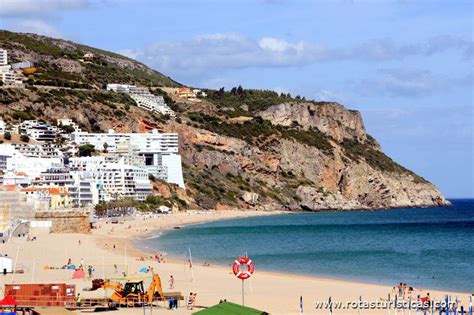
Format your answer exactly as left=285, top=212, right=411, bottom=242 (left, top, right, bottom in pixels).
left=0, top=210, right=471, bottom=315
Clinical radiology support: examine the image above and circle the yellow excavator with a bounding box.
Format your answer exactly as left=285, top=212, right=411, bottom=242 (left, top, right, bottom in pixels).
left=110, top=272, right=164, bottom=305
left=91, top=273, right=179, bottom=306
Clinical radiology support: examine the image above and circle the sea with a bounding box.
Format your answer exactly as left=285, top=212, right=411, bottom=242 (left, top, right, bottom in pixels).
left=138, top=199, right=474, bottom=293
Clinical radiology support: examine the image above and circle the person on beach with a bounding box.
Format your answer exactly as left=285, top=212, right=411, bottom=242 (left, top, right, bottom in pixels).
left=76, top=293, right=82, bottom=307
left=87, top=265, right=94, bottom=278
left=391, top=286, right=397, bottom=299
left=80, top=258, right=84, bottom=268
left=398, top=283, right=403, bottom=297
left=169, top=275, right=174, bottom=289
left=187, top=292, right=193, bottom=310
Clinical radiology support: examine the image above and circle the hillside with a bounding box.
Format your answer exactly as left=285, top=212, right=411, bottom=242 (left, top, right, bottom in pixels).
left=0, top=31, right=449, bottom=211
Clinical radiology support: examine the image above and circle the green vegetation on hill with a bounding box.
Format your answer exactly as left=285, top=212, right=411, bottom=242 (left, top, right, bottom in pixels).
left=188, top=113, right=333, bottom=154
left=341, top=139, right=426, bottom=183
left=206, top=86, right=297, bottom=113
left=0, top=30, right=180, bottom=88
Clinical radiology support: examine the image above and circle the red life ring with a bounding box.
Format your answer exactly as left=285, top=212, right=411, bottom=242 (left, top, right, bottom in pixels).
left=232, top=256, right=255, bottom=280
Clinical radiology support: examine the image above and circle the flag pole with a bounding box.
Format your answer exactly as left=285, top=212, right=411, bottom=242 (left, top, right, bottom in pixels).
left=11, top=246, right=20, bottom=283
left=188, top=248, right=194, bottom=283
left=31, top=258, right=36, bottom=284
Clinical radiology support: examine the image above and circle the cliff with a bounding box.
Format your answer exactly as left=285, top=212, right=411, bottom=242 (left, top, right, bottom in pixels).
left=0, top=30, right=449, bottom=211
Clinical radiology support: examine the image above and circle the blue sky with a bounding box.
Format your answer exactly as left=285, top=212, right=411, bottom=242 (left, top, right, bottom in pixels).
left=0, top=0, right=472, bottom=198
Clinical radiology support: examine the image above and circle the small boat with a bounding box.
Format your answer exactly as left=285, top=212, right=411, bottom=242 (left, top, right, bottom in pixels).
left=173, top=226, right=181, bottom=230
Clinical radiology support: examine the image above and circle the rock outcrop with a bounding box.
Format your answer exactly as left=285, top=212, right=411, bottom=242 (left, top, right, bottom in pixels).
left=258, top=102, right=371, bottom=144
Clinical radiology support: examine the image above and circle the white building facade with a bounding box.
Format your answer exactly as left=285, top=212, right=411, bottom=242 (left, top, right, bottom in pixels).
left=106, top=83, right=174, bottom=115
left=0, top=48, right=7, bottom=65
left=71, top=129, right=184, bottom=188
left=69, top=156, right=153, bottom=201
left=19, top=120, right=58, bottom=142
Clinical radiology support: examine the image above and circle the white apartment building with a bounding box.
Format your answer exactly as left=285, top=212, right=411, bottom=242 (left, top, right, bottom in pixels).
left=58, top=118, right=82, bottom=133
left=107, top=83, right=174, bottom=115
left=0, top=144, right=62, bottom=179
left=129, top=94, right=174, bottom=116
left=11, top=61, right=35, bottom=70
left=31, top=165, right=75, bottom=187
left=0, top=65, right=14, bottom=83
left=71, top=129, right=184, bottom=187
left=69, top=172, right=99, bottom=206
left=12, top=143, right=63, bottom=158
left=0, top=49, right=7, bottom=66
left=106, top=84, right=148, bottom=94
left=0, top=49, right=23, bottom=85
left=69, top=156, right=152, bottom=201
left=19, top=120, right=57, bottom=142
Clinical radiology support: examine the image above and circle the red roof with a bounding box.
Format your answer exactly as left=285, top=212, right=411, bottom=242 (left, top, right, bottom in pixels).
left=0, top=185, right=18, bottom=192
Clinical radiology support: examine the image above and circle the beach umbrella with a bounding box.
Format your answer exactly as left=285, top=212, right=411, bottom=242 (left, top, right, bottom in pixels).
left=139, top=267, right=148, bottom=273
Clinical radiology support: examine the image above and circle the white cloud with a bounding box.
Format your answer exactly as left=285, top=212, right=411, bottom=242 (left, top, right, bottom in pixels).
left=258, top=37, right=304, bottom=52
left=124, top=33, right=473, bottom=79
left=0, top=0, right=90, bottom=17
left=349, top=68, right=473, bottom=98
left=8, top=19, right=61, bottom=37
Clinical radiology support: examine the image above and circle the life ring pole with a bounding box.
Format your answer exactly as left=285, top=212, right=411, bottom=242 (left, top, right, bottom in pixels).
left=242, top=278, right=245, bottom=306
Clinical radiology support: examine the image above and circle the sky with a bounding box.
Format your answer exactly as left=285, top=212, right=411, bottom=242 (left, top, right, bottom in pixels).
left=0, top=0, right=472, bottom=198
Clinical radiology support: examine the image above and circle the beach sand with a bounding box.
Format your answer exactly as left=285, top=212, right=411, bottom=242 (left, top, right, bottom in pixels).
left=0, top=210, right=471, bottom=315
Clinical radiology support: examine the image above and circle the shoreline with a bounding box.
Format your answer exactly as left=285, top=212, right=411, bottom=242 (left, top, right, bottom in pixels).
left=129, top=210, right=472, bottom=296
left=3, top=209, right=472, bottom=314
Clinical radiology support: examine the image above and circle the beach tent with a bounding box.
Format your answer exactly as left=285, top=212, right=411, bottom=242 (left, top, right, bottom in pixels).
left=193, top=301, right=268, bottom=315
left=72, top=269, right=86, bottom=279
left=139, top=267, right=148, bottom=273
left=0, top=295, right=17, bottom=306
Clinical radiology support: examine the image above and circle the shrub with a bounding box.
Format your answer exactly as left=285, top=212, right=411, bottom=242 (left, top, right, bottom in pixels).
left=20, top=134, right=30, bottom=142
left=60, top=125, right=75, bottom=133
left=3, top=132, right=11, bottom=140
left=78, top=143, right=95, bottom=157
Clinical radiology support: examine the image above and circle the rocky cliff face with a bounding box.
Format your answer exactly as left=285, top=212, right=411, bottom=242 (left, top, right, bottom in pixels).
left=258, top=102, right=370, bottom=144
left=0, top=31, right=449, bottom=211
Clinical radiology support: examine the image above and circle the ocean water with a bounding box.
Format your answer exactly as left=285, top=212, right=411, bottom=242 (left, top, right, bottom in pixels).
left=138, top=199, right=474, bottom=292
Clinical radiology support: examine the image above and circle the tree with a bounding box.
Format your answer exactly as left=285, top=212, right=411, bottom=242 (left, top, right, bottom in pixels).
left=20, top=134, right=30, bottom=143
left=78, top=144, right=95, bottom=157
left=61, top=125, right=75, bottom=134
left=3, top=132, right=11, bottom=140
left=236, top=85, right=243, bottom=95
